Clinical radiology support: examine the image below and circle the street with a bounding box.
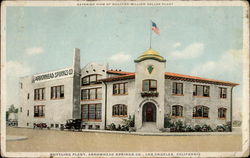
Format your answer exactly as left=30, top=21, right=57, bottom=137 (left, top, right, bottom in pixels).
left=6, top=127, right=242, bottom=152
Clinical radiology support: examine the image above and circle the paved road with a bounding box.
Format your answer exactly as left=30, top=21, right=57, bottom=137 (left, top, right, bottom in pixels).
left=6, top=127, right=242, bottom=152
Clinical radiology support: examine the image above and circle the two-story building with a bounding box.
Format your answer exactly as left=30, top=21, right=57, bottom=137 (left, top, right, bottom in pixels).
left=18, top=48, right=238, bottom=132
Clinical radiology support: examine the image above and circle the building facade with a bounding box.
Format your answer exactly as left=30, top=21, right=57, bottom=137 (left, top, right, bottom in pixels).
left=18, top=48, right=238, bottom=132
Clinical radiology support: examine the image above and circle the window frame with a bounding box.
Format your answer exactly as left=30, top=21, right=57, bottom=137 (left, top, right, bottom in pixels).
left=218, top=107, right=227, bottom=119
left=50, top=85, right=64, bottom=99
left=193, top=85, right=210, bottom=97
left=34, top=105, right=45, bottom=117
left=193, top=105, right=209, bottom=118
left=172, top=105, right=183, bottom=117
left=81, top=104, right=102, bottom=121
left=81, top=74, right=102, bottom=86
left=34, top=88, right=45, bottom=101
left=142, top=79, right=157, bottom=91
left=113, top=82, right=128, bottom=95
left=81, top=87, right=102, bottom=100
left=172, top=82, right=183, bottom=95
left=112, top=104, right=128, bottom=117
left=219, top=87, right=227, bottom=99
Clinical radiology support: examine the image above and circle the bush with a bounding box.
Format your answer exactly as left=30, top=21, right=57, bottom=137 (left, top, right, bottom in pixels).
left=107, top=123, right=116, bottom=131
left=194, top=125, right=202, bottom=132
left=185, top=125, right=194, bottom=132
left=117, top=125, right=122, bottom=131
left=175, top=120, right=184, bottom=132
left=164, top=116, right=172, bottom=128
left=216, top=125, right=225, bottom=132
left=233, top=120, right=242, bottom=127
left=201, top=124, right=213, bottom=132
left=121, top=115, right=135, bottom=131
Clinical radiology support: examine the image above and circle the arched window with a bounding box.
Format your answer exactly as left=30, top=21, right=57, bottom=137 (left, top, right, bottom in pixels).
left=218, top=108, right=227, bottom=119
left=81, top=74, right=102, bottom=86
left=172, top=105, right=183, bottom=117
left=142, top=79, right=157, bottom=91
left=112, top=104, right=127, bottom=116
left=193, top=105, right=209, bottom=118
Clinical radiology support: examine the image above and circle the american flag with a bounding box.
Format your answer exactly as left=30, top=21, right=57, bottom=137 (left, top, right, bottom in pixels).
left=152, top=21, right=160, bottom=35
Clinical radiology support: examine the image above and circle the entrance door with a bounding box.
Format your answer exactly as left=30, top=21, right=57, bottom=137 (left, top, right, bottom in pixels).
left=142, top=102, right=156, bottom=122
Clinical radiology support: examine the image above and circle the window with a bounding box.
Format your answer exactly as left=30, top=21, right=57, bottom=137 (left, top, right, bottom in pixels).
left=219, top=87, right=227, bottom=98
left=81, top=88, right=102, bottom=100
left=51, top=124, right=54, bottom=128
left=27, top=123, right=29, bottom=126
left=142, top=79, right=157, bottom=91
left=55, top=124, right=59, bottom=128
left=27, top=110, right=29, bottom=116
left=172, top=82, right=183, bottom=95
left=51, top=85, right=64, bottom=99
left=34, top=105, right=45, bottom=117
left=193, top=106, right=209, bottom=118
left=20, top=107, right=22, bottom=112
left=112, top=104, right=127, bottom=116
left=34, top=88, right=45, bottom=100
left=27, top=93, right=30, bottom=100
left=81, top=104, right=102, bottom=120
left=113, top=83, right=128, bottom=95
left=20, top=83, right=23, bottom=89
left=172, top=105, right=183, bottom=117
left=81, top=74, right=102, bottom=86
left=193, top=85, right=210, bottom=97
left=218, top=108, right=227, bottom=119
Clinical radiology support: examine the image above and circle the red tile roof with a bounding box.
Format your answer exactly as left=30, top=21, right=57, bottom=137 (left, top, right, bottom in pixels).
left=99, top=74, right=135, bottom=82
left=100, top=70, right=239, bottom=86
left=165, top=72, right=239, bottom=86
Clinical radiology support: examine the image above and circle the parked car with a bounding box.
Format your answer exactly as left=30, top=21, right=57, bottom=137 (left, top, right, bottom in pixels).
left=61, top=119, right=82, bottom=131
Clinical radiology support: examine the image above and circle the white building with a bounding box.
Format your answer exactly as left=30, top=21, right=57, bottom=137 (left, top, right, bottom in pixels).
left=18, top=48, right=238, bottom=132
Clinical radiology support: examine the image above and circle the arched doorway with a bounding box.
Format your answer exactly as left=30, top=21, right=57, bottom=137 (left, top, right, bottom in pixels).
left=142, top=102, right=156, bottom=122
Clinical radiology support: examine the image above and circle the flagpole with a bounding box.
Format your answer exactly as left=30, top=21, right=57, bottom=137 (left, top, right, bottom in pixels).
left=149, top=20, right=152, bottom=49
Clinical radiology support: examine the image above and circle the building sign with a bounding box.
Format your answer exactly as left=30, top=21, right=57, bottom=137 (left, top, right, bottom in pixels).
left=33, top=68, right=74, bottom=83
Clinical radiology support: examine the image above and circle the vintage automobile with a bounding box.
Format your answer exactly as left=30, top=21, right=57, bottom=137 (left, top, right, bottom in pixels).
left=61, top=119, right=82, bottom=131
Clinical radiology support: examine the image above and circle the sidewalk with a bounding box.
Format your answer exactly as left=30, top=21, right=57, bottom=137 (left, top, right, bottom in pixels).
left=78, top=128, right=242, bottom=136
left=6, top=135, right=28, bottom=141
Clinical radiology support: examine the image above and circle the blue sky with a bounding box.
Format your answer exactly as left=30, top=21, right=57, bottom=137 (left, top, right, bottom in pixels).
left=5, top=6, right=243, bottom=118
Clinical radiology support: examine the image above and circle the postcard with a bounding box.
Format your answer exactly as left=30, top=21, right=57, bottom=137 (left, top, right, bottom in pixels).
left=1, top=0, right=249, bottom=157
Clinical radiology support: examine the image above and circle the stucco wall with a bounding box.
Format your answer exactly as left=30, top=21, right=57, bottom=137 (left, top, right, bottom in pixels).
left=105, top=79, right=135, bottom=127
left=18, top=76, right=74, bottom=128
left=165, top=79, right=232, bottom=128
left=134, top=59, right=166, bottom=130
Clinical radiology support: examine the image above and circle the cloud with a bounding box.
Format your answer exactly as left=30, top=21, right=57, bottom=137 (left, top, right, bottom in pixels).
left=109, top=52, right=131, bottom=63
left=173, top=42, right=181, bottom=48
left=6, top=61, right=32, bottom=77
left=170, top=42, right=204, bottom=59
left=191, top=49, right=243, bottom=77
left=25, top=47, right=44, bottom=55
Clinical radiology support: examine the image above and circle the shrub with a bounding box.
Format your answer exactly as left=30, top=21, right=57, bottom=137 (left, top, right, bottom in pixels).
left=183, top=125, right=193, bottom=132
left=216, top=125, right=225, bottom=132
left=194, top=125, right=202, bottom=132
left=164, top=116, right=172, bottom=128
left=175, top=120, right=184, bottom=132
left=116, top=124, right=122, bottom=131
left=201, top=124, right=213, bottom=132
left=107, top=123, right=116, bottom=131
left=233, top=120, right=242, bottom=127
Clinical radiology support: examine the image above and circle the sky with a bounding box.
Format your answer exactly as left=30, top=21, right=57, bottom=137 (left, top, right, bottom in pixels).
left=5, top=6, right=244, bottom=119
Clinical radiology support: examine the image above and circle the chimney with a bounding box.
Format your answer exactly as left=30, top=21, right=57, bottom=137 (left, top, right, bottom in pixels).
left=73, top=48, right=81, bottom=74
left=72, top=48, right=81, bottom=119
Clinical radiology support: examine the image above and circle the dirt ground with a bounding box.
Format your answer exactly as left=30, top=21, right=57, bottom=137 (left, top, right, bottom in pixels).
left=5, top=127, right=242, bottom=152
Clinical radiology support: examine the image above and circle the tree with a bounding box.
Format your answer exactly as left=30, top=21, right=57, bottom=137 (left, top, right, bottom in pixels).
left=8, top=104, right=18, bottom=113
